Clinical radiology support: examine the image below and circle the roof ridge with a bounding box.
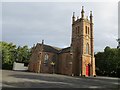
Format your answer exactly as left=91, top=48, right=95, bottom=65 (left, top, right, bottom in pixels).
left=38, top=43, right=61, bottom=51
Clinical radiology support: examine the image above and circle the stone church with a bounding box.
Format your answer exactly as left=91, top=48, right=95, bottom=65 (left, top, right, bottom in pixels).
left=28, top=6, right=96, bottom=77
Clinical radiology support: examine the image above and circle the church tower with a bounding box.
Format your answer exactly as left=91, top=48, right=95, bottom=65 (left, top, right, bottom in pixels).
left=71, top=6, right=96, bottom=77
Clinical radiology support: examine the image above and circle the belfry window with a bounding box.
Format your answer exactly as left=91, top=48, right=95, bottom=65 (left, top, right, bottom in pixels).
left=86, top=26, right=87, bottom=34
left=86, top=43, right=89, bottom=54
left=88, top=27, right=89, bottom=34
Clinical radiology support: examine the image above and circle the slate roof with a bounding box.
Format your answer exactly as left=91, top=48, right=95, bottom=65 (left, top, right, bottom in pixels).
left=43, top=44, right=59, bottom=53
left=37, top=43, right=70, bottom=54
left=37, top=43, right=59, bottom=53
left=59, top=47, right=70, bottom=53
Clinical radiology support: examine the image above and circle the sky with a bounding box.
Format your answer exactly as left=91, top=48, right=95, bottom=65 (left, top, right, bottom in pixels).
left=1, top=2, right=118, bottom=52
left=118, top=1, right=120, bottom=38
left=0, top=2, right=2, bottom=41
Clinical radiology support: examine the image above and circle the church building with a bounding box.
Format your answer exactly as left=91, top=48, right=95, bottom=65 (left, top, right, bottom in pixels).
left=28, top=6, right=96, bottom=77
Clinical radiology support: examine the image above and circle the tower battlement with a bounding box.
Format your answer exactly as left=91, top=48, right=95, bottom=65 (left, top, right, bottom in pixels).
left=72, top=6, right=93, bottom=25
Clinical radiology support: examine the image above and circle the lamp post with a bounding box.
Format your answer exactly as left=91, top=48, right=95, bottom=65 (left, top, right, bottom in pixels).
left=51, top=62, right=55, bottom=74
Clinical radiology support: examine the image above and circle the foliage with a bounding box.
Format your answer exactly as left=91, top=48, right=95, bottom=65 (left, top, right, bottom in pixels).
left=0, top=41, right=31, bottom=70
left=16, top=45, right=31, bottom=64
left=95, top=46, right=120, bottom=77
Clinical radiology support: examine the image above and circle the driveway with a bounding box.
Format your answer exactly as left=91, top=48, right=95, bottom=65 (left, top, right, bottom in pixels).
left=2, top=70, right=120, bottom=89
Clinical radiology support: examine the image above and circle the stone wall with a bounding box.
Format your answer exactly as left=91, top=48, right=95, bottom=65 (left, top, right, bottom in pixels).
left=28, top=51, right=58, bottom=74
left=58, top=52, right=72, bottom=75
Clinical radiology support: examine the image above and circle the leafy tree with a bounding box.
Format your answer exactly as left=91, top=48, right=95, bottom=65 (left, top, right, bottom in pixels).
left=95, top=46, right=120, bottom=77
left=1, top=42, right=16, bottom=69
left=16, top=45, right=31, bottom=64
left=0, top=41, right=31, bottom=69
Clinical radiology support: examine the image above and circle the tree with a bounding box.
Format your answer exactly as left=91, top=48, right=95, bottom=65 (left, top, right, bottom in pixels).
left=95, top=46, right=120, bottom=77
left=1, top=42, right=16, bottom=69
left=16, top=45, right=31, bottom=64
left=0, top=41, right=32, bottom=69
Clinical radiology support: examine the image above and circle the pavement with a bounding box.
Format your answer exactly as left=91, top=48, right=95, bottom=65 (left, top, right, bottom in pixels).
left=2, top=70, right=120, bottom=89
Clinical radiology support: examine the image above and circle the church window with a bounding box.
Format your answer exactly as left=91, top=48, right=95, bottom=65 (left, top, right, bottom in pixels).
left=86, top=26, right=87, bottom=34
left=86, top=43, right=89, bottom=54
left=44, top=54, right=49, bottom=64
left=88, top=27, right=89, bottom=34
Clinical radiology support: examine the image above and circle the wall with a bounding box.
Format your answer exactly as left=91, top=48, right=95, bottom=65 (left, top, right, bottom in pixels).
left=40, top=52, right=58, bottom=74
left=13, top=62, right=28, bottom=71
left=58, top=52, right=72, bottom=75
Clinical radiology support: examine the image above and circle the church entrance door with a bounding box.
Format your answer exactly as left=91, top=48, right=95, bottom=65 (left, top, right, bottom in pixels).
left=86, top=64, right=90, bottom=76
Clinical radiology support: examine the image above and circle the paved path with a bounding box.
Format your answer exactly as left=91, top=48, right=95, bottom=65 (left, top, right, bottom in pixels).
left=2, top=70, right=120, bottom=89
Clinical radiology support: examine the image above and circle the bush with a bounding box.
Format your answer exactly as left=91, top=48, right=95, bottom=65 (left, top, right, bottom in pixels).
left=2, top=63, right=13, bottom=70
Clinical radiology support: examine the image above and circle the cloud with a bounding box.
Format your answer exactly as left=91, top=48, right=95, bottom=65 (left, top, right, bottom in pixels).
left=116, top=1, right=120, bottom=48
left=0, top=3, right=2, bottom=41
left=2, top=2, right=118, bottom=52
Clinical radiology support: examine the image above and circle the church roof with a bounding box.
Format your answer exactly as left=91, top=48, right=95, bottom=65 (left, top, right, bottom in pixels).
left=59, top=47, right=70, bottom=53
left=36, top=43, right=70, bottom=54
left=43, top=44, right=60, bottom=53
left=37, top=43, right=60, bottom=53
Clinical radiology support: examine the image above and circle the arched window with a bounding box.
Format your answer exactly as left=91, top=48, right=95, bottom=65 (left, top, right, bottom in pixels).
left=88, top=27, right=89, bottom=34
left=86, top=43, right=89, bottom=54
left=86, top=26, right=87, bottom=34
left=44, top=54, right=49, bottom=64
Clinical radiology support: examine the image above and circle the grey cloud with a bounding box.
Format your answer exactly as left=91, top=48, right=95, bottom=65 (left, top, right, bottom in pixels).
left=116, top=1, right=120, bottom=48
left=2, top=2, right=118, bottom=52
left=0, top=3, right=2, bottom=41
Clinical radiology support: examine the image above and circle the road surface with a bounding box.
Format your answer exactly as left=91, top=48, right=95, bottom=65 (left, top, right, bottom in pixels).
left=2, top=70, right=120, bottom=89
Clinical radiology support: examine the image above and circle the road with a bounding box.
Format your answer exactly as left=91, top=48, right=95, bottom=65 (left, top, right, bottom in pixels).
left=2, top=70, right=120, bottom=89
